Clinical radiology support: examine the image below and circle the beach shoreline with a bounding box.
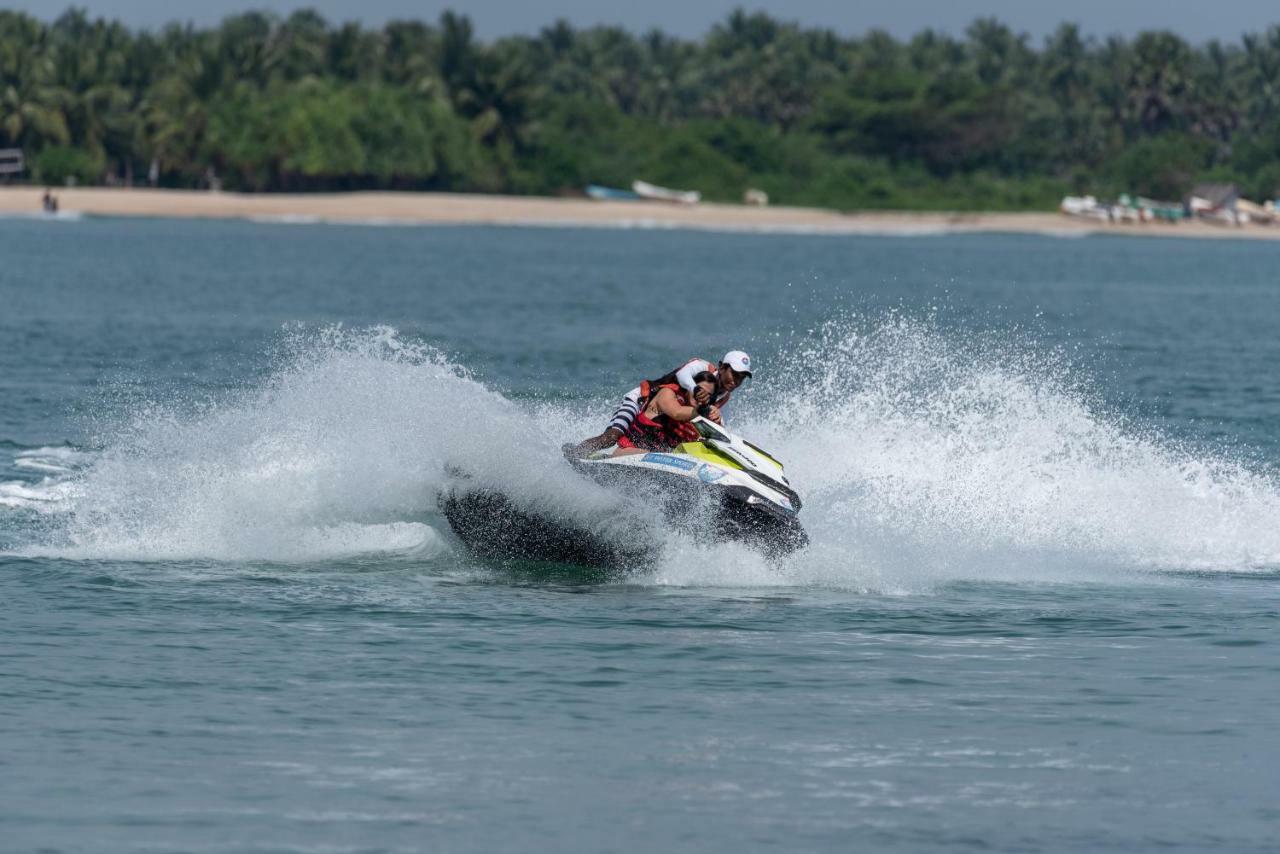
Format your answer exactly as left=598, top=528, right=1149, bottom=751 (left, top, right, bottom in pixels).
left=3, top=186, right=1277, bottom=240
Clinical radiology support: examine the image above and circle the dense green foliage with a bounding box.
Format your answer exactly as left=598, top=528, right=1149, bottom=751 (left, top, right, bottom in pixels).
left=4, top=8, right=1280, bottom=208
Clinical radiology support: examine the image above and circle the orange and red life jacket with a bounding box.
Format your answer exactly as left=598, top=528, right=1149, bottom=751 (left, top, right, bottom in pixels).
left=618, top=384, right=702, bottom=450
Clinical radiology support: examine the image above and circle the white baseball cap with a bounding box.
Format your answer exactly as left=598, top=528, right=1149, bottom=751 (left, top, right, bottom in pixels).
left=721, top=350, right=752, bottom=377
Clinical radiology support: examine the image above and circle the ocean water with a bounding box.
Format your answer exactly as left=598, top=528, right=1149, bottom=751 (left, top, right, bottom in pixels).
left=3, top=216, right=1280, bottom=852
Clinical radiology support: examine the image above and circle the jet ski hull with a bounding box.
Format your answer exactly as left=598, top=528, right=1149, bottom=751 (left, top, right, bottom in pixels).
left=439, top=419, right=807, bottom=568
left=567, top=459, right=808, bottom=558
left=439, top=488, right=648, bottom=569
left=440, top=480, right=805, bottom=568
left=716, top=484, right=809, bottom=556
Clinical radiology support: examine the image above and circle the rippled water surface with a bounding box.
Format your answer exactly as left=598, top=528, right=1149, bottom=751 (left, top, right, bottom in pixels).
left=3, top=217, right=1279, bottom=852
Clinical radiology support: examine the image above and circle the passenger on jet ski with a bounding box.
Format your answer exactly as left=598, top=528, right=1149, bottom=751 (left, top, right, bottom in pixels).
left=612, top=371, right=720, bottom=456
left=569, top=351, right=754, bottom=457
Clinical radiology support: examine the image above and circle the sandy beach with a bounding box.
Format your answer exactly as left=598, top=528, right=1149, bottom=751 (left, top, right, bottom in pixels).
left=2, top=186, right=1276, bottom=240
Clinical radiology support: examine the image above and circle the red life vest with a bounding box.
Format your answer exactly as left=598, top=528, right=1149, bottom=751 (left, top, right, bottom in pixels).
left=618, top=384, right=701, bottom=450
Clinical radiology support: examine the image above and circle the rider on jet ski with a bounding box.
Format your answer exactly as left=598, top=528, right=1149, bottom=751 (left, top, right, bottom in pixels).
left=569, top=351, right=754, bottom=457
left=612, top=371, right=720, bottom=456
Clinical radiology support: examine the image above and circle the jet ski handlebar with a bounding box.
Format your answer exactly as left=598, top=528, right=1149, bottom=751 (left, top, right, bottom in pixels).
left=691, top=416, right=732, bottom=442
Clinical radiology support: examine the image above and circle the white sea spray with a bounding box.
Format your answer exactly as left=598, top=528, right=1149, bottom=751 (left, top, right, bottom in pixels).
left=7, top=319, right=1280, bottom=583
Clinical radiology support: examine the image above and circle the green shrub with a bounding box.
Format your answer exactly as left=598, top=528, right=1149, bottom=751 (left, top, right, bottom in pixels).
left=1101, top=134, right=1214, bottom=200
left=34, top=147, right=102, bottom=186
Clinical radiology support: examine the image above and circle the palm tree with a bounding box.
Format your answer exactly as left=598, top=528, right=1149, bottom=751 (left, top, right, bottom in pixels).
left=213, top=12, right=278, bottom=88
left=328, top=21, right=383, bottom=82
left=965, top=17, right=1033, bottom=87
left=0, top=30, right=70, bottom=154
left=271, top=9, right=330, bottom=82
left=455, top=46, right=539, bottom=155
left=439, top=11, right=479, bottom=104
left=383, top=19, right=442, bottom=95
left=1126, top=31, right=1194, bottom=136
left=1240, top=27, right=1280, bottom=128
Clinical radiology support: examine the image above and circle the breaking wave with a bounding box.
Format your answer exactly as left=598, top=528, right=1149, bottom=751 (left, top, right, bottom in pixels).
left=5, top=319, right=1280, bottom=587
left=3, top=327, right=628, bottom=562
left=729, top=316, right=1280, bottom=587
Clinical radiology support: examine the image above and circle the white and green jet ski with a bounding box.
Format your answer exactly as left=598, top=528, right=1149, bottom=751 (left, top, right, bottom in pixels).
left=568, top=418, right=806, bottom=555
left=440, top=418, right=807, bottom=567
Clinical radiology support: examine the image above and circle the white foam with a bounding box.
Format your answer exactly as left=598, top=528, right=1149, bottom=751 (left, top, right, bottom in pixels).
left=241, top=212, right=962, bottom=237
left=248, top=213, right=323, bottom=225
left=738, top=317, right=1280, bottom=582
left=12, top=320, right=1280, bottom=585
left=0, top=478, right=81, bottom=512
left=14, top=446, right=93, bottom=474
left=0, top=209, right=84, bottom=222
left=15, top=326, right=629, bottom=562
left=13, top=459, right=70, bottom=474
left=22, top=521, right=442, bottom=562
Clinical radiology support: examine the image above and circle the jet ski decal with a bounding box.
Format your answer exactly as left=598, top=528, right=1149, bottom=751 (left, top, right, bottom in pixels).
left=697, top=464, right=726, bottom=483
left=641, top=453, right=698, bottom=471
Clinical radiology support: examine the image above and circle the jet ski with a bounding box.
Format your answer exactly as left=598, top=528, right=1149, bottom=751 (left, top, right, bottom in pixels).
left=568, top=418, right=807, bottom=556
left=439, top=418, right=806, bottom=567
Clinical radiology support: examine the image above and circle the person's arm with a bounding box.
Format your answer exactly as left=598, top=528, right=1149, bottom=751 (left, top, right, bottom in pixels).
left=674, top=359, right=713, bottom=396
left=703, top=390, right=728, bottom=424
left=652, top=388, right=700, bottom=422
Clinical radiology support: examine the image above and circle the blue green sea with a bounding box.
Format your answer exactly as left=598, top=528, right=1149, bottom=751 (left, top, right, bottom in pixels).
left=3, top=216, right=1280, bottom=852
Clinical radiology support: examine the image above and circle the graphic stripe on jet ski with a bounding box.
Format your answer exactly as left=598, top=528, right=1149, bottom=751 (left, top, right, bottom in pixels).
left=640, top=453, right=698, bottom=471
left=673, top=443, right=743, bottom=470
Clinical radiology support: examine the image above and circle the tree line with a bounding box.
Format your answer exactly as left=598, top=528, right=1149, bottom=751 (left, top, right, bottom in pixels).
left=4, top=7, right=1280, bottom=209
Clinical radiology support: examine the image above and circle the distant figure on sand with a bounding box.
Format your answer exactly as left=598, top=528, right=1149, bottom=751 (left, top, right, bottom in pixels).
left=41, top=189, right=58, bottom=214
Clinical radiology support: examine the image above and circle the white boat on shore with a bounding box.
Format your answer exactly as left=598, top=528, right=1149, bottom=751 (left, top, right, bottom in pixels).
left=632, top=180, right=700, bottom=205
left=1059, top=195, right=1111, bottom=221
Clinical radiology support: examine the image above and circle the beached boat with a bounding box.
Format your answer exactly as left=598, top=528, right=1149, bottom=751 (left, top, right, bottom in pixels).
left=1059, top=195, right=1110, bottom=221
left=632, top=180, right=701, bottom=205
left=1236, top=198, right=1276, bottom=225
left=586, top=184, right=640, bottom=201
left=1133, top=196, right=1185, bottom=223
left=1062, top=194, right=1184, bottom=225
left=1187, top=183, right=1241, bottom=225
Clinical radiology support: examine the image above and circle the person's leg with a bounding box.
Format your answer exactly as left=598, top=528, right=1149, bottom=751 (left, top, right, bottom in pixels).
left=567, top=389, right=641, bottom=458
left=566, top=427, right=623, bottom=459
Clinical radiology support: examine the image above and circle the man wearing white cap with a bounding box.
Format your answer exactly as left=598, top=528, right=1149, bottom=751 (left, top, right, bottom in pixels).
left=568, top=351, right=754, bottom=457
